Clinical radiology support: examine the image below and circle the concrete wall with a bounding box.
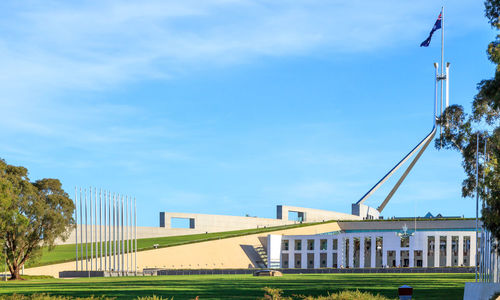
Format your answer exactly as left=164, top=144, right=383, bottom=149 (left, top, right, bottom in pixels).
left=463, top=282, right=500, bottom=300
left=56, top=206, right=366, bottom=245
left=277, top=205, right=362, bottom=222
left=337, top=219, right=477, bottom=231
left=351, top=203, right=380, bottom=220
left=26, top=222, right=342, bottom=278
left=57, top=225, right=256, bottom=245
left=159, top=212, right=297, bottom=232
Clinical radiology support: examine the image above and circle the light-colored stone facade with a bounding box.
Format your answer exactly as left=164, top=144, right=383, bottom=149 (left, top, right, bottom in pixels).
left=268, top=219, right=478, bottom=269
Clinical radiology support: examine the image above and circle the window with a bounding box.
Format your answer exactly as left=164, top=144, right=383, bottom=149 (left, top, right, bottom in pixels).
left=400, top=236, right=410, bottom=248
left=295, top=240, right=302, bottom=251
left=320, top=239, right=327, bottom=250
left=283, top=240, right=289, bottom=251
left=307, top=240, right=314, bottom=250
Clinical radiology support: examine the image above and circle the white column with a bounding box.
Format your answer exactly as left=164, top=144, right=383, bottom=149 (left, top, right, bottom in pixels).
left=326, top=239, right=333, bottom=268
left=348, top=237, right=354, bottom=268
left=371, top=236, right=376, bottom=268
left=470, top=234, right=477, bottom=267
left=288, top=249, right=294, bottom=269
left=396, top=250, right=401, bottom=267
left=301, top=239, right=307, bottom=269
left=458, top=235, right=464, bottom=267
left=314, top=239, right=320, bottom=269
left=494, top=250, right=498, bottom=283
left=359, top=237, right=365, bottom=268
left=409, top=248, right=414, bottom=268
left=337, top=238, right=344, bottom=268
left=434, top=235, right=440, bottom=267
left=422, top=235, right=428, bottom=268
left=382, top=236, right=387, bottom=268
left=446, top=235, right=452, bottom=267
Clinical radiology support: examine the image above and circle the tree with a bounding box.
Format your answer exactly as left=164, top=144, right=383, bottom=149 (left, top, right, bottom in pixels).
left=436, top=1, right=500, bottom=241
left=0, top=159, right=74, bottom=280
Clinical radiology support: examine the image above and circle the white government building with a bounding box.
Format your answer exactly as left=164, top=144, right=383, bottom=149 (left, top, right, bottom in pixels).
left=268, top=218, right=478, bottom=269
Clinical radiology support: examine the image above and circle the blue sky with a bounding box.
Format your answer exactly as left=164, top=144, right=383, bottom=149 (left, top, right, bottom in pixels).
left=0, top=1, right=496, bottom=226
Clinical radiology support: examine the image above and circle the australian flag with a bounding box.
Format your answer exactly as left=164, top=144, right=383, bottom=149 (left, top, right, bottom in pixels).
left=420, top=12, right=442, bottom=47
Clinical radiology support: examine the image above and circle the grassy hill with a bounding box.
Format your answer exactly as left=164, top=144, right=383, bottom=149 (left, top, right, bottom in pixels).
left=28, top=221, right=334, bottom=268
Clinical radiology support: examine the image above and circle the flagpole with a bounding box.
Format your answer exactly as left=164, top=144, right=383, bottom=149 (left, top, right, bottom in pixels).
left=440, top=6, right=444, bottom=143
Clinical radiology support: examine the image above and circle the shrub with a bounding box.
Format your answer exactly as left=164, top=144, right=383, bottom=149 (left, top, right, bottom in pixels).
left=300, top=290, right=395, bottom=300
left=136, top=296, right=175, bottom=300
left=261, top=288, right=395, bottom=300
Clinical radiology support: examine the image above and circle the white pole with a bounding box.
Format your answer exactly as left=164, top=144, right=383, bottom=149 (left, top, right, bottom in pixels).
left=135, top=197, right=137, bottom=275
left=109, top=191, right=112, bottom=270
left=440, top=6, right=444, bottom=113
left=487, top=231, right=491, bottom=282
left=434, top=63, right=439, bottom=125
left=445, top=63, right=450, bottom=108
left=99, top=189, right=102, bottom=271
left=113, top=193, right=116, bottom=271
left=75, top=187, right=78, bottom=271
left=117, top=193, right=120, bottom=272
left=440, top=7, right=445, bottom=143
left=481, top=139, right=491, bottom=282
left=103, top=191, right=108, bottom=271
left=90, top=187, right=93, bottom=271
left=476, top=133, right=480, bottom=282
left=121, top=195, right=124, bottom=274
left=128, top=197, right=132, bottom=271
left=80, top=188, right=83, bottom=271
left=126, top=196, right=129, bottom=273
left=85, top=188, right=88, bottom=271
left=94, top=188, right=98, bottom=271
left=117, top=194, right=121, bottom=273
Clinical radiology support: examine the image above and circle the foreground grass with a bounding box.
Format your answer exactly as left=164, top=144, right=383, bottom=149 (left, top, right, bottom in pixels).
left=0, top=273, right=473, bottom=300
left=28, top=221, right=330, bottom=268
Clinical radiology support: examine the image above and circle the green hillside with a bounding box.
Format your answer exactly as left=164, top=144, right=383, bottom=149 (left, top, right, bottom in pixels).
left=28, top=221, right=334, bottom=268
left=0, top=273, right=473, bottom=300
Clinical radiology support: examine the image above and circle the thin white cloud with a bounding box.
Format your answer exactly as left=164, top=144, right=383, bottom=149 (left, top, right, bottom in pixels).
left=0, top=0, right=484, bottom=174
left=0, top=0, right=482, bottom=95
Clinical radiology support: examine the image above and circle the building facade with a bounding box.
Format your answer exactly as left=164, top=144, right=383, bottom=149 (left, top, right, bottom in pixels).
left=268, top=219, right=478, bottom=269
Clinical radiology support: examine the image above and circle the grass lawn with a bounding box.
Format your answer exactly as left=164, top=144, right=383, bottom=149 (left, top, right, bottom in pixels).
left=0, top=273, right=473, bottom=300
left=28, top=221, right=330, bottom=268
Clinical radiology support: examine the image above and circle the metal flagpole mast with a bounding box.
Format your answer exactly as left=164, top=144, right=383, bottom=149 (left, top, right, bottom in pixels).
left=103, top=191, right=108, bottom=271
left=117, top=194, right=121, bottom=273
left=90, top=187, right=93, bottom=271
left=476, top=133, right=480, bottom=282
left=483, top=139, right=488, bottom=281
left=109, top=191, right=112, bottom=270
left=94, top=188, right=98, bottom=271
left=85, top=188, right=88, bottom=271
left=80, top=188, right=83, bottom=271
left=121, top=195, right=125, bottom=274
left=434, top=62, right=439, bottom=125
left=440, top=6, right=444, bottom=137
left=129, top=196, right=132, bottom=272
left=75, top=187, right=78, bottom=271
left=134, top=197, right=137, bottom=275
left=126, top=196, right=129, bottom=273
left=113, top=193, right=116, bottom=271
left=99, top=189, right=102, bottom=270
left=117, top=193, right=120, bottom=272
